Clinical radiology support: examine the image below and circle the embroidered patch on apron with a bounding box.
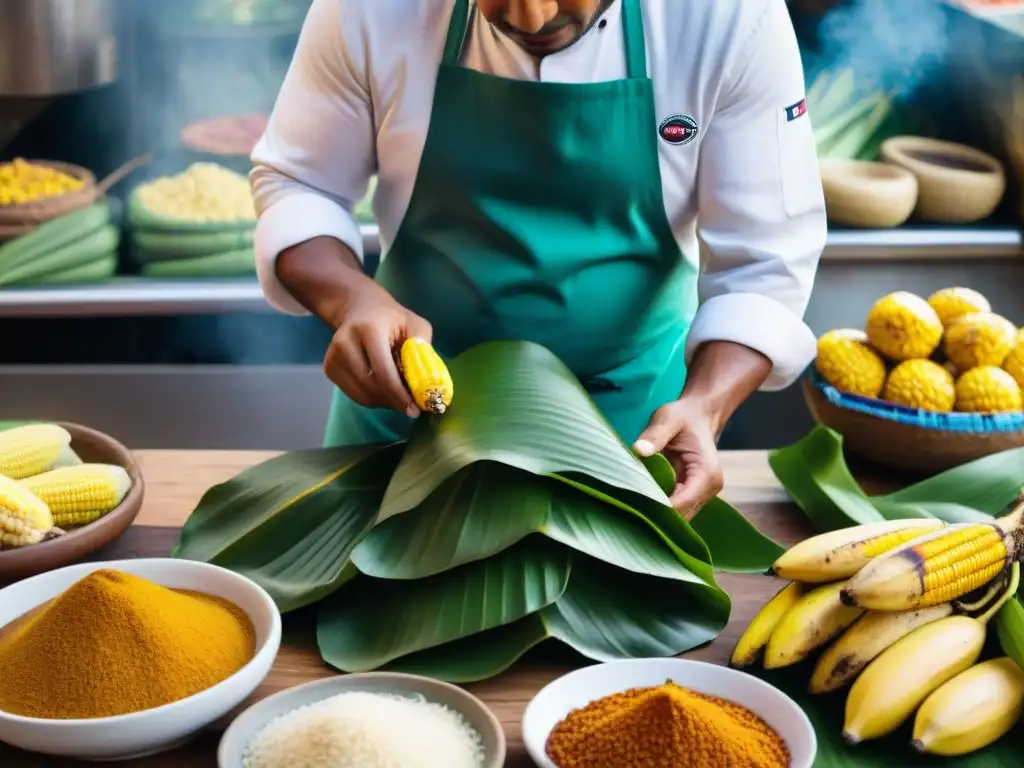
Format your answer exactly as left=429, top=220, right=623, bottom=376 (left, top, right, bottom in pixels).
left=659, top=114, right=698, bottom=146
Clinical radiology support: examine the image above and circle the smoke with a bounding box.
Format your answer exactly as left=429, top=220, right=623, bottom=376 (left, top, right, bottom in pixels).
left=815, top=0, right=952, bottom=97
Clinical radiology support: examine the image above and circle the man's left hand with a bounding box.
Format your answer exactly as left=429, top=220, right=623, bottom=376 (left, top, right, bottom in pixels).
left=632, top=398, right=724, bottom=519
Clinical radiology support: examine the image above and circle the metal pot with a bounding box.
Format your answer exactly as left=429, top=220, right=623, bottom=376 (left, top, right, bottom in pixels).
left=0, top=0, right=118, bottom=97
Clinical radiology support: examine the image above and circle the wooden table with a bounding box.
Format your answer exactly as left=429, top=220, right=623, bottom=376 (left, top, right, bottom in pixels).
left=0, top=449, right=823, bottom=767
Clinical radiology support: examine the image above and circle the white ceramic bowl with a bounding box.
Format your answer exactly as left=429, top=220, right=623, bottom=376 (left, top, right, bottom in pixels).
left=0, top=558, right=281, bottom=761
left=522, top=659, right=816, bottom=768
left=218, top=673, right=506, bottom=768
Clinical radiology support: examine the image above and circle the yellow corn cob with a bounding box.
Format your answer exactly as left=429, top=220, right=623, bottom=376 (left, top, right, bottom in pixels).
left=0, top=474, right=54, bottom=548
left=399, top=337, right=454, bottom=414
left=841, top=496, right=1024, bottom=611
left=0, top=424, right=72, bottom=479
left=21, top=464, right=132, bottom=528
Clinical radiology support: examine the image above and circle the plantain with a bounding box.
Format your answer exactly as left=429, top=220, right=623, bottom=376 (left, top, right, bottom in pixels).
left=772, top=518, right=945, bottom=583
left=763, top=581, right=864, bottom=670
left=730, top=581, right=804, bottom=668
left=843, top=562, right=1019, bottom=745
left=841, top=495, right=1024, bottom=612
left=912, top=657, right=1024, bottom=757
left=809, top=604, right=953, bottom=694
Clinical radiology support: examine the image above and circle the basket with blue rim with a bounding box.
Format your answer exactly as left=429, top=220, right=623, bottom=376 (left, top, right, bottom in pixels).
left=803, top=369, right=1024, bottom=475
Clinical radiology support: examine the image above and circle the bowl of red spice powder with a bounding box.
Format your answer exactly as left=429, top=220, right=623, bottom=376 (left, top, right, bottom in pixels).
left=522, top=658, right=816, bottom=768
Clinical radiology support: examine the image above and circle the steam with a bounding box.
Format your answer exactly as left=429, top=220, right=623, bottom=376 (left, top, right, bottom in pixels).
left=815, top=0, right=952, bottom=97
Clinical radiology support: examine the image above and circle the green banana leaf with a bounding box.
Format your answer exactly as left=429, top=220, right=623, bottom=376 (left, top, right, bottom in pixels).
left=172, top=445, right=402, bottom=612
left=997, top=597, right=1024, bottom=673
left=642, top=451, right=786, bottom=573
left=174, top=340, right=781, bottom=679
left=768, top=426, right=1024, bottom=531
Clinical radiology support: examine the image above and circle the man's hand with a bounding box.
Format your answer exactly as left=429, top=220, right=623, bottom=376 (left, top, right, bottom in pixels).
left=275, top=235, right=430, bottom=417
left=633, top=341, right=773, bottom=517
left=324, top=291, right=432, bottom=417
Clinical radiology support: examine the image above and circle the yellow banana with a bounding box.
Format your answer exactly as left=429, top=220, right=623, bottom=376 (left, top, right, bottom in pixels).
left=843, top=562, right=1019, bottom=745
left=730, top=581, right=804, bottom=668
left=912, top=657, right=1024, bottom=757
left=809, top=603, right=953, bottom=694
left=772, top=518, right=945, bottom=583
left=763, top=581, right=863, bottom=670
left=841, top=496, right=1024, bottom=612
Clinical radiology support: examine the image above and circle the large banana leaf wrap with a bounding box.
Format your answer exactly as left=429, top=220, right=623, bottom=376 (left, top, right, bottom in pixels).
left=172, top=340, right=783, bottom=681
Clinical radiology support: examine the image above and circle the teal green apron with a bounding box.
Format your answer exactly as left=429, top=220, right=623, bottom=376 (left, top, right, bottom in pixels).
left=325, top=0, right=698, bottom=447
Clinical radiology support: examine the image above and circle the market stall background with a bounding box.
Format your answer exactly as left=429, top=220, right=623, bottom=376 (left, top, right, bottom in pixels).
left=0, top=0, right=1021, bottom=451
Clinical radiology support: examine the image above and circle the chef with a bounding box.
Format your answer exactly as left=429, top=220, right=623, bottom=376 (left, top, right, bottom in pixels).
left=250, top=0, right=826, bottom=515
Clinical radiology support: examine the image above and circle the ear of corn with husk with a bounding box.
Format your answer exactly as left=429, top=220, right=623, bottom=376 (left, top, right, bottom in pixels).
left=0, top=474, right=53, bottom=548
left=399, top=337, right=454, bottom=415
left=841, top=498, right=1024, bottom=612
left=22, top=464, right=132, bottom=527
left=0, top=424, right=73, bottom=479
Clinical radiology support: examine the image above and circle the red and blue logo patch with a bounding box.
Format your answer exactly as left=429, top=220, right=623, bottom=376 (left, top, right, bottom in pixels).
left=784, top=98, right=808, bottom=122
left=659, top=114, right=698, bottom=146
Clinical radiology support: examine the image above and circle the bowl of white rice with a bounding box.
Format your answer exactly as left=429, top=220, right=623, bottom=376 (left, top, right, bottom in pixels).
left=217, top=672, right=505, bottom=768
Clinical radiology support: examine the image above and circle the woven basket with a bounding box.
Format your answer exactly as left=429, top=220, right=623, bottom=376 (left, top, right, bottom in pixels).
left=803, top=373, right=1024, bottom=475
left=0, top=156, right=150, bottom=242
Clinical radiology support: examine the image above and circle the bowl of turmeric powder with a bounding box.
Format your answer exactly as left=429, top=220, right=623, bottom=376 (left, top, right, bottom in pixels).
left=0, top=558, right=281, bottom=761
left=522, top=658, right=816, bottom=768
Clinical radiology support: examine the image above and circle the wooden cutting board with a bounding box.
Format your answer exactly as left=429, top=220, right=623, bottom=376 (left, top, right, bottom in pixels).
left=0, top=449, right=823, bottom=767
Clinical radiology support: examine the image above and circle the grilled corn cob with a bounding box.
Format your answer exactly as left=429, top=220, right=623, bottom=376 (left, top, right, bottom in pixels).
left=841, top=496, right=1024, bottom=611
left=730, top=581, right=804, bottom=668
left=399, top=337, right=454, bottom=415
left=763, top=581, right=864, bottom=669
left=0, top=474, right=53, bottom=548
left=772, top=519, right=946, bottom=582
left=912, top=657, right=1024, bottom=757
left=0, top=424, right=72, bottom=479
left=842, top=562, right=1019, bottom=745
left=21, top=464, right=132, bottom=527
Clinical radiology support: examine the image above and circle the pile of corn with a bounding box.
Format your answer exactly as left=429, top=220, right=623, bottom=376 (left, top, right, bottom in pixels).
left=126, top=163, right=256, bottom=277
left=815, top=287, right=1023, bottom=413
left=0, top=159, right=85, bottom=207
left=0, top=425, right=133, bottom=550
left=135, top=163, right=255, bottom=223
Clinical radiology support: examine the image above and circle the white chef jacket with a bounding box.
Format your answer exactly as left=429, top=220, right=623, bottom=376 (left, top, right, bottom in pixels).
left=251, top=0, right=826, bottom=391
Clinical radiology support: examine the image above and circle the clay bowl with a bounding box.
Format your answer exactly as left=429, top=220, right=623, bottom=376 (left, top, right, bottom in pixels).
left=819, top=158, right=919, bottom=228
left=0, top=423, right=145, bottom=584
left=880, top=136, right=1007, bottom=224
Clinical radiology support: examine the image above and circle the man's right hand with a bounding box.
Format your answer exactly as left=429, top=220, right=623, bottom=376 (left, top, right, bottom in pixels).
left=324, top=290, right=432, bottom=418
left=275, top=236, right=431, bottom=418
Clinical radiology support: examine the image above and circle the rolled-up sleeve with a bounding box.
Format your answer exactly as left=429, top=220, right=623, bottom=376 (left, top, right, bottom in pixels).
left=250, top=0, right=375, bottom=315
left=687, top=0, right=826, bottom=391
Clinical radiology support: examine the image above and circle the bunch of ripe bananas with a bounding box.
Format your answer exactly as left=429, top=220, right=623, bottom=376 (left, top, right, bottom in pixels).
left=732, top=493, right=1024, bottom=758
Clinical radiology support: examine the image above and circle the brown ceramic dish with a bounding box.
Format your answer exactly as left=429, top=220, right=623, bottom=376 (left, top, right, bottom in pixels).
left=0, top=423, right=145, bottom=584
left=880, top=136, right=1007, bottom=224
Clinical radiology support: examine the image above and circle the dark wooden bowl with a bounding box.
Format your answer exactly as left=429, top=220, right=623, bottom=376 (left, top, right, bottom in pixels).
left=0, top=423, right=145, bottom=584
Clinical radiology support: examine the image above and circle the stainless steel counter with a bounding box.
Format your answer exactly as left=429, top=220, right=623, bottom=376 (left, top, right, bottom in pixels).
left=0, top=225, right=1019, bottom=318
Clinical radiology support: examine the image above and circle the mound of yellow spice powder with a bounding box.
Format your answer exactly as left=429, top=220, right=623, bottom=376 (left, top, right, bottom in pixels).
left=0, top=569, right=256, bottom=719
left=546, top=682, right=790, bottom=768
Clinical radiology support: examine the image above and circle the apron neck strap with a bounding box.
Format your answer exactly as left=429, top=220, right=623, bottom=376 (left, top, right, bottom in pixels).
left=441, top=0, right=648, bottom=78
